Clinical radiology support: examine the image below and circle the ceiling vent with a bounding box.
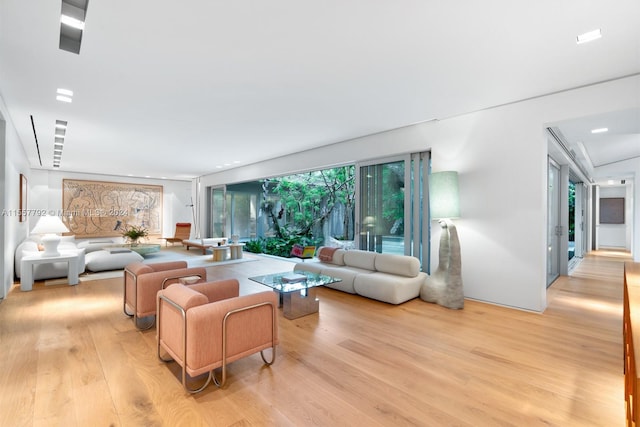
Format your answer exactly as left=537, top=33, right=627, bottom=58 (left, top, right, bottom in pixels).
left=59, top=0, right=89, bottom=54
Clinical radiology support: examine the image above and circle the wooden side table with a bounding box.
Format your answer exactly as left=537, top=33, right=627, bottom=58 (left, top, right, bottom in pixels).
left=212, top=246, right=230, bottom=262
left=229, top=243, right=245, bottom=259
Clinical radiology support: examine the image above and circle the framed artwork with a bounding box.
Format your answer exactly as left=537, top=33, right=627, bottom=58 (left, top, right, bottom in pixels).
left=62, top=179, right=163, bottom=238
left=600, top=197, right=625, bottom=224
left=19, top=174, right=27, bottom=222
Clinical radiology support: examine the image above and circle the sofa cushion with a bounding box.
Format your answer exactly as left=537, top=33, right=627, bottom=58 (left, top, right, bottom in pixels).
left=343, top=250, right=376, bottom=271
left=320, top=266, right=373, bottom=294
left=353, top=272, right=426, bottom=304
left=77, top=239, right=120, bottom=253
left=85, top=249, right=143, bottom=272
left=294, top=262, right=323, bottom=275
left=375, top=253, right=421, bottom=277
left=15, top=240, right=85, bottom=279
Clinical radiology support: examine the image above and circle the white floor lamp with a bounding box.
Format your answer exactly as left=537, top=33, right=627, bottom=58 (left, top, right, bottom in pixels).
left=421, top=171, right=464, bottom=309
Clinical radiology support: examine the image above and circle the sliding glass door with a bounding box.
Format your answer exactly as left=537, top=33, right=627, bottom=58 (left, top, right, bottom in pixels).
left=356, top=152, right=429, bottom=269
left=210, top=186, right=226, bottom=238
left=547, top=159, right=561, bottom=286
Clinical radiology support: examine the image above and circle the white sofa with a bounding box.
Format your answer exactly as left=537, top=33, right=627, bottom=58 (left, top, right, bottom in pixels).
left=294, top=247, right=426, bottom=304
left=15, top=236, right=143, bottom=280
left=15, top=236, right=86, bottom=281
left=182, top=238, right=228, bottom=254
left=76, top=237, right=144, bottom=271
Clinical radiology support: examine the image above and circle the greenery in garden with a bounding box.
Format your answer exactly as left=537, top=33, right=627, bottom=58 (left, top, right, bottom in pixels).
left=245, top=166, right=355, bottom=257
left=568, top=182, right=575, bottom=241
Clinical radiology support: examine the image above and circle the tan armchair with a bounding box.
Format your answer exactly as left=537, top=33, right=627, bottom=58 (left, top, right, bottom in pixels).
left=163, top=222, right=191, bottom=246
left=157, top=279, right=279, bottom=393
left=123, top=261, right=207, bottom=329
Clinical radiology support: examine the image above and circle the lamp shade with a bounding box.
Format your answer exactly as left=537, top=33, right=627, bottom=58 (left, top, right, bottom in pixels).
left=31, top=215, right=70, bottom=234
left=429, top=171, right=460, bottom=219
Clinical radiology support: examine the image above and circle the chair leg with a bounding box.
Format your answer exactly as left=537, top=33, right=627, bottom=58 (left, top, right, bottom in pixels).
left=260, top=347, right=276, bottom=365
left=185, top=371, right=215, bottom=394
left=134, top=315, right=155, bottom=330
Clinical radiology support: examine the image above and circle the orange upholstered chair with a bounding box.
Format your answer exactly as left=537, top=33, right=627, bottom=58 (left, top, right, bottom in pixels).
left=123, top=261, right=207, bottom=329
left=163, top=223, right=191, bottom=246
left=156, top=279, right=279, bottom=393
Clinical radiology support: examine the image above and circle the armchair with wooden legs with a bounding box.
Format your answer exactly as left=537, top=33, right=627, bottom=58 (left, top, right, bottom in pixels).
left=163, top=223, right=191, bottom=247
left=156, top=279, right=279, bottom=393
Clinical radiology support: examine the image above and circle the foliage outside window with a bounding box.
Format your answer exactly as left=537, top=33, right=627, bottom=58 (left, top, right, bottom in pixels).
left=245, top=166, right=355, bottom=257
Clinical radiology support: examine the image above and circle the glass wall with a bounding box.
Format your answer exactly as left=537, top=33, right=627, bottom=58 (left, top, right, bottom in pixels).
left=356, top=152, right=430, bottom=269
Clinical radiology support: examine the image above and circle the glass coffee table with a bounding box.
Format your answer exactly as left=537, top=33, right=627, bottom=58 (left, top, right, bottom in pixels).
left=249, top=271, right=341, bottom=319
left=107, top=243, right=161, bottom=256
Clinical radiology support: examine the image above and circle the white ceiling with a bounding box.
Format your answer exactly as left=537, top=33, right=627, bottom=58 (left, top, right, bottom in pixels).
left=551, top=108, right=640, bottom=184
left=1, top=0, right=639, bottom=181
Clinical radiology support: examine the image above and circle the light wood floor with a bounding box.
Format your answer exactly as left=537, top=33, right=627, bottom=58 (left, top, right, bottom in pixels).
left=0, top=250, right=628, bottom=426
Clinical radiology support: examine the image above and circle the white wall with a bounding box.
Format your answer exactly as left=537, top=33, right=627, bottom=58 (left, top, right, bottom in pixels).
left=0, top=95, right=32, bottom=298
left=196, top=75, right=640, bottom=312
left=597, top=186, right=629, bottom=249
left=27, top=170, right=192, bottom=239
left=597, top=157, right=640, bottom=260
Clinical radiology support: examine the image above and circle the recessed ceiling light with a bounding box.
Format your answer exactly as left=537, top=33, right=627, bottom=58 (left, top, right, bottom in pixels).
left=57, top=88, right=73, bottom=97
left=591, top=127, right=608, bottom=134
left=576, top=29, right=602, bottom=44
left=56, top=95, right=72, bottom=103
left=60, top=15, right=85, bottom=30
left=55, top=120, right=67, bottom=129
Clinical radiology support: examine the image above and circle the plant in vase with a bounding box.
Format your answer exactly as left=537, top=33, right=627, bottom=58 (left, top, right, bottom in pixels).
left=122, top=224, right=149, bottom=246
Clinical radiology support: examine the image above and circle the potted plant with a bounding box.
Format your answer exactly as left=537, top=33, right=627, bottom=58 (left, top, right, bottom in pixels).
left=122, top=224, right=149, bottom=246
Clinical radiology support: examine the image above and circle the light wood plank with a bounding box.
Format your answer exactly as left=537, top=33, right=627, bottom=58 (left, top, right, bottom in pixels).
left=0, top=249, right=628, bottom=426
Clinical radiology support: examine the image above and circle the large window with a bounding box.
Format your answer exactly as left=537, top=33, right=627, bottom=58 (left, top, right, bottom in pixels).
left=208, top=166, right=355, bottom=247
left=356, top=152, right=429, bottom=269
left=208, top=152, right=429, bottom=270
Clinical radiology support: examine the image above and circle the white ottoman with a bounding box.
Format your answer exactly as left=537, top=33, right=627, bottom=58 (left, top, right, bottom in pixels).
left=85, top=249, right=144, bottom=272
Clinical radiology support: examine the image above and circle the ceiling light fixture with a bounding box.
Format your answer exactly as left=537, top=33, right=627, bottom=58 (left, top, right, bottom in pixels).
left=56, top=89, right=73, bottom=103
left=60, top=15, right=85, bottom=30
left=57, top=88, right=73, bottom=97
left=576, top=29, right=602, bottom=44
left=591, top=127, right=608, bottom=134
left=53, top=120, right=67, bottom=169
left=60, top=0, right=88, bottom=54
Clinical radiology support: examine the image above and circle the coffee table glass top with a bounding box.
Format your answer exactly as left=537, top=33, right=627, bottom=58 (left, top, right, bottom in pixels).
left=108, top=243, right=161, bottom=256
left=249, top=271, right=341, bottom=293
